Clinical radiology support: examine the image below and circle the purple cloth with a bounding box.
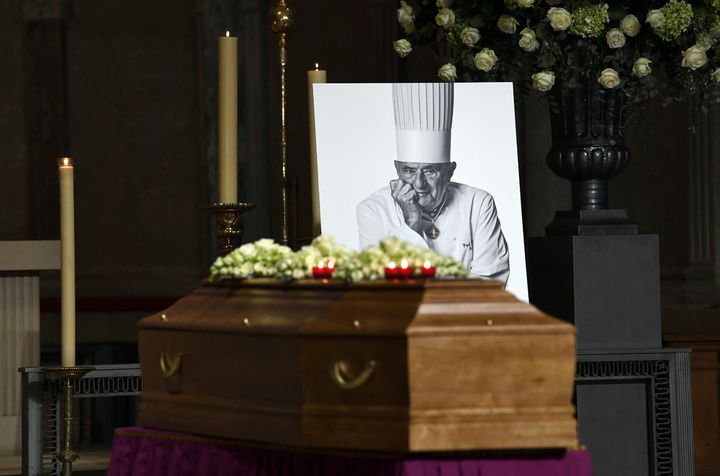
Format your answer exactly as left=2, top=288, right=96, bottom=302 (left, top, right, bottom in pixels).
left=108, top=427, right=592, bottom=476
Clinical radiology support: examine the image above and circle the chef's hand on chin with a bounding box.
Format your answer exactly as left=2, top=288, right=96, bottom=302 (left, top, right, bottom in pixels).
left=390, top=179, right=423, bottom=234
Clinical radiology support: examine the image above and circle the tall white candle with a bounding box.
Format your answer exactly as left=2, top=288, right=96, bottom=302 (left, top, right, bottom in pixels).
left=58, top=157, right=75, bottom=367
left=308, top=63, right=326, bottom=236
left=218, top=30, right=238, bottom=203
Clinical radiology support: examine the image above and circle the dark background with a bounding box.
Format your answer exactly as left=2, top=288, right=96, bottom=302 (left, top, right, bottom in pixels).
left=0, top=0, right=717, bottom=309
left=3, top=1, right=720, bottom=470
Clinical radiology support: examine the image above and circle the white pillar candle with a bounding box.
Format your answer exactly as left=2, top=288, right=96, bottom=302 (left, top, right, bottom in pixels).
left=218, top=31, right=238, bottom=203
left=58, top=157, right=75, bottom=367
left=307, top=63, right=326, bottom=236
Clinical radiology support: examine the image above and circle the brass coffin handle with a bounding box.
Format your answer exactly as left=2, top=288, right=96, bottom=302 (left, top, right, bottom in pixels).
left=329, top=360, right=376, bottom=390
left=159, top=352, right=182, bottom=378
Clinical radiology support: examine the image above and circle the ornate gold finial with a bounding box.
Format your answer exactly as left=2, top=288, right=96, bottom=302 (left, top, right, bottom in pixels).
left=271, top=0, right=293, bottom=34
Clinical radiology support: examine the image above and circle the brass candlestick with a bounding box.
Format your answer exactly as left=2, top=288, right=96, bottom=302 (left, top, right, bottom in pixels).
left=44, top=366, right=94, bottom=476
left=201, top=202, right=256, bottom=256
left=271, top=0, right=293, bottom=247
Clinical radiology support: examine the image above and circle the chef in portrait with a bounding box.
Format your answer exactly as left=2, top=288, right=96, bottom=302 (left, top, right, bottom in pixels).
left=356, top=83, right=510, bottom=283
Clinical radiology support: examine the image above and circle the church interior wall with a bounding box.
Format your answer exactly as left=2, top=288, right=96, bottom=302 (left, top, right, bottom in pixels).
left=0, top=0, right=717, bottom=312
left=2, top=0, right=720, bottom=470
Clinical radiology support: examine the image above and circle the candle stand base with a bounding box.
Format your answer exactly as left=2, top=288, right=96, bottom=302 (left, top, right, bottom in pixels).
left=201, top=203, right=256, bottom=256
left=43, top=366, right=95, bottom=476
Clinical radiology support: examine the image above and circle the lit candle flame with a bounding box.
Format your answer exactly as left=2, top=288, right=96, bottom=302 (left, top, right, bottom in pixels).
left=57, top=157, right=73, bottom=167
left=423, top=260, right=432, bottom=269
left=400, top=259, right=409, bottom=269
left=387, top=261, right=396, bottom=270
left=314, top=62, right=319, bottom=70
left=317, top=261, right=325, bottom=269
left=225, top=30, right=230, bottom=37
left=327, top=260, right=335, bottom=269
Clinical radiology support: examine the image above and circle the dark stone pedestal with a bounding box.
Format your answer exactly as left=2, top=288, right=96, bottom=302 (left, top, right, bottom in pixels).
left=546, top=209, right=638, bottom=236
left=527, top=233, right=694, bottom=475
left=527, top=234, right=661, bottom=350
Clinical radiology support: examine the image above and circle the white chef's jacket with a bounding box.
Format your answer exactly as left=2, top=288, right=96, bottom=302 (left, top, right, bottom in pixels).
left=356, top=182, right=510, bottom=283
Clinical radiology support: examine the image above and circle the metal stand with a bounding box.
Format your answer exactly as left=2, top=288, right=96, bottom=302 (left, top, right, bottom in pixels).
left=271, top=0, right=293, bottom=246
left=42, top=366, right=94, bottom=476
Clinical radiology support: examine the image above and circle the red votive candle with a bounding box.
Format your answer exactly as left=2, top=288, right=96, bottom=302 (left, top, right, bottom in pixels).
left=397, top=259, right=413, bottom=279
left=312, top=261, right=326, bottom=279
left=421, top=260, right=436, bottom=278
left=324, top=260, right=336, bottom=278
left=384, top=261, right=398, bottom=279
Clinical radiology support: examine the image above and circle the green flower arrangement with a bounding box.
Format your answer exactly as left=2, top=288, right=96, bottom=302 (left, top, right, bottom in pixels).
left=394, top=0, right=720, bottom=110
left=276, top=235, right=358, bottom=280
left=339, top=236, right=469, bottom=281
left=209, top=238, right=293, bottom=280
left=209, top=236, right=469, bottom=282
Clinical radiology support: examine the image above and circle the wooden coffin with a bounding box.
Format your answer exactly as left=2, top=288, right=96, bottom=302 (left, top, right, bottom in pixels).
left=138, top=279, right=578, bottom=452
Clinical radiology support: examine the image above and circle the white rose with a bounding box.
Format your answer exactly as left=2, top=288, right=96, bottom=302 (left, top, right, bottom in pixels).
left=397, top=1, right=415, bottom=32
left=473, top=48, right=498, bottom=72
left=597, top=68, right=621, bottom=88
left=517, top=0, right=535, bottom=8
left=518, top=27, right=540, bottom=51
left=435, top=7, right=455, bottom=29
left=712, top=68, right=720, bottom=84
left=436, top=0, right=451, bottom=7
left=606, top=28, right=626, bottom=49
left=646, top=10, right=665, bottom=30
left=632, top=57, right=652, bottom=78
left=531, top=71, right=555, bottom=91
left=620, top=14, right=641, bottom=37
left=697, top=34, right=714, bottom=51
left=547, top=7, right=572, bottom=31
left=460, top=27, right=480, bottom=46
left=681, top=44, right=708, bottom=70
left=393, top=39, right=412, bottom=58
left=497, top=15, right=519, bottom=34
left=437, top=63, right=457, bottom=81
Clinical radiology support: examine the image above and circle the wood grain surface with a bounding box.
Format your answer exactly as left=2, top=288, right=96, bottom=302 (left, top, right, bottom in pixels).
left=138, top=279, right=578, bottom=451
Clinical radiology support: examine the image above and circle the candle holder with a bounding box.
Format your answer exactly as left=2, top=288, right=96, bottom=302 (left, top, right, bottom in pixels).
left=201, top=203, right=256, bottom=256
left=384, top=262, right=398, bottom=279
left=421, top=261, right=437, bottom=278
left=44, top=366, right=95, bottom=476
left=312, top=263, right=327, bottom=279
left=397, top=260, right=414, bottom=279
left=312, top=259, right=335, bottom=279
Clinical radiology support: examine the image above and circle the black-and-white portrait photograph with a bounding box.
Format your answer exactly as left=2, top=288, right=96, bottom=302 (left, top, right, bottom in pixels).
left=314, top=82, right=527, bottom=300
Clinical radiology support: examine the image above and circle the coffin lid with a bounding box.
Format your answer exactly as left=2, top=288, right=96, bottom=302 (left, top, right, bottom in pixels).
left=139, top=279, right=573, bottom=337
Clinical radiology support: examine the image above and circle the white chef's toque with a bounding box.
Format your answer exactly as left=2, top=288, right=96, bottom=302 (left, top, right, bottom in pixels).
left=392, top=83, right=454, bottom=164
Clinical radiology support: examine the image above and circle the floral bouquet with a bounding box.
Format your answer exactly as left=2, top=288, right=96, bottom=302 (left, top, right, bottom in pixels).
left=209, top=238, right=293, bottom=280
left=394, top=0, right=720, bottom=110
left=338, top=236, right=470, bottom=281
left=276, top=235, right=358, bottom=280
left=209, top=236, right=469, bottom=281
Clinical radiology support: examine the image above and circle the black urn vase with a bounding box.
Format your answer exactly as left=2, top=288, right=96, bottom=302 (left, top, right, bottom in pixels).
left=544, top=82, right=637, bottom=235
